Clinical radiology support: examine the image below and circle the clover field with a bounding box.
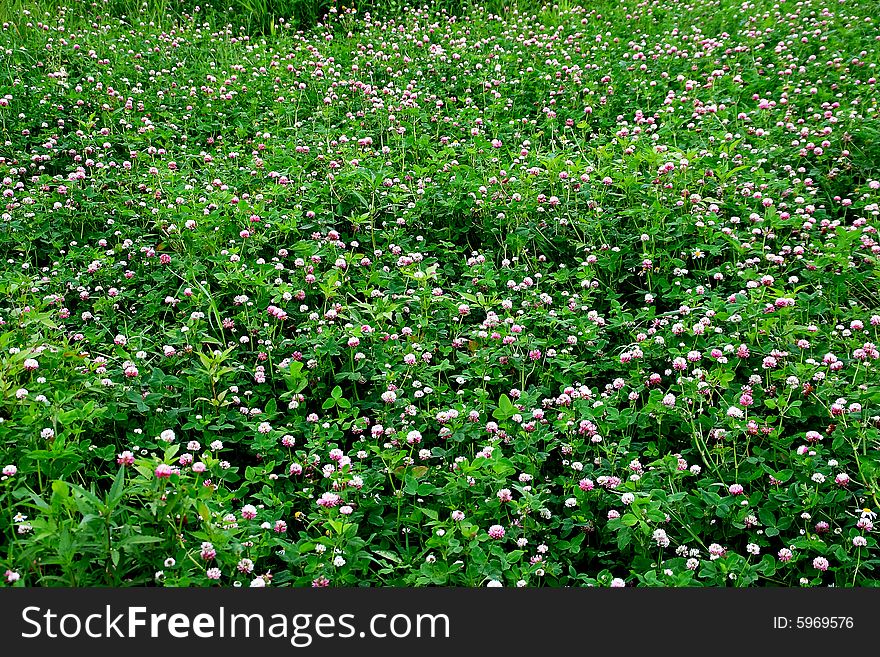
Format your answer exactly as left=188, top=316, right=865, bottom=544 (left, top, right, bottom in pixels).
left=1, top=0, right=880, bottom=587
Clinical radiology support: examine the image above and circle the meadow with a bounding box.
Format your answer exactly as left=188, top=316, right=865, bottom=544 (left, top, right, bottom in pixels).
left=1, top=0, right=879, bottom=587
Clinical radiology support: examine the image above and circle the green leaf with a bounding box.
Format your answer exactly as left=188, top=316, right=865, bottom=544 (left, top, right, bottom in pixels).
left=374, top=549, right=402, bottom=564
left=119, top=535, right=163, bottom=548
left=108, top=466, right=126, bottom=506
left=492, top=394, right=516, bottom=421
left=621, top=513, right=639, bottom=527
left=67, top=483, right=103, bottom=510
left=265, top=397, right=277, bottom=416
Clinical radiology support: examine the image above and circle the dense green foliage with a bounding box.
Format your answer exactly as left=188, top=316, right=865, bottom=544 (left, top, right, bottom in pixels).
left=1, top=0, right=879, bottom=587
